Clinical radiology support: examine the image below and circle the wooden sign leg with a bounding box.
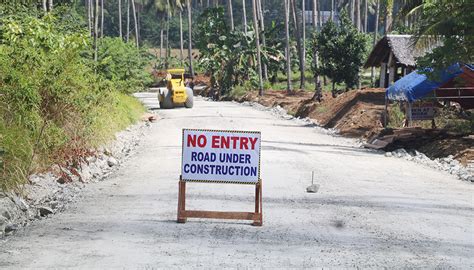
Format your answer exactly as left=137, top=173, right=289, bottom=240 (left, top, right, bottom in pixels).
left=252, top=181, right=263, bottom=226
left=177, top=181, right=187, bottom=223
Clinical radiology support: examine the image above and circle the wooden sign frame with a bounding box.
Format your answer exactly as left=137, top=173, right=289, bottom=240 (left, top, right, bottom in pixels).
left=178, top=129, right=263, bottom=226
left=177, top=176, right=263, bottom=226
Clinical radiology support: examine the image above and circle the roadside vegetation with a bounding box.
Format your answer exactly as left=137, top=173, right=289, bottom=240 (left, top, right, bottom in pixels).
left=0, top=6, right=152, bottom=191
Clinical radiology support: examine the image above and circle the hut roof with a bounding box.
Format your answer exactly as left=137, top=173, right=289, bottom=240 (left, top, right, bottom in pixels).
left=364, top=35, right=439, bottom=68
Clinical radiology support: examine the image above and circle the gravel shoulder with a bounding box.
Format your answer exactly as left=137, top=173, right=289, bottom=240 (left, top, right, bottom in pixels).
left=0, top=94, right=472, bottom=269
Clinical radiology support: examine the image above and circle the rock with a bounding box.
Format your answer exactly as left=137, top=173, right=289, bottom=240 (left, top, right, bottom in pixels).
left=5, top=223, right=18, bottom=233
left=306, top=184, right=320, bottom=193
left=384, top=152, right=393, bottom=157
left=107, top=157, right=118, bottom=167
left=38, top=206, right=53, bottom=217
left=12, top=196, right=28, bottom=212
left=50, top=201, right=59, bottom=210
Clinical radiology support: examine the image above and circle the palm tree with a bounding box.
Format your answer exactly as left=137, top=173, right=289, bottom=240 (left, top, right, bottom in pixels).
left=384, top=0, right=393, bottom=33
left=363, top=0, right=367, bottom=32
left=119, top=0, right=123, bottom=38
left=300, top=0, right=306, bottom=89
left=186, top=0, right=194, bottom=75
left=330, top=0, right=334, bottom=21
left=100, top=0, right=104, bottom=38
left=179, top=11, right=184, bottom=61
left=312, top=0, right=321, bottom=101
left=43, top=0, right=47, bottom=12
left=126, top=0, right=130, bottom=42
left=131, top=0, right=139, bottom=47
left=355, top=0, right=360, bottom=31
left=290, top=0, right=303, bottom=90
left=49, top=0, right=53, bottom=10
left=94, top=0, right=99, bottom=61
left=252, top=0, right=263, bottom=95
left=371, top=0, right=379, bottom=86
left=228, top=0, right=235, bottom=30
left=257, top=0, right=268, bottom=80
left=284, top=0, right=292, bottom=94
left=242, top=0, right=248, bottom=34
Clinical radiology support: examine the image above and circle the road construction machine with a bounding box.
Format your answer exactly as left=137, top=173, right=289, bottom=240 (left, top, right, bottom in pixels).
left=158, top=68, right=194, bottom=109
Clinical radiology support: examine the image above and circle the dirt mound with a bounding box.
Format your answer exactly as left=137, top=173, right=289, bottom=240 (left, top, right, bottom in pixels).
left=240, top=88, right=386, bottom=137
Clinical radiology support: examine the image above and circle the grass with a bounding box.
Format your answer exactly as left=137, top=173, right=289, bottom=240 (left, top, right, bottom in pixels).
left=0, top=93, right=145, bottom=191
left=267, top=68, right=378, bottom=93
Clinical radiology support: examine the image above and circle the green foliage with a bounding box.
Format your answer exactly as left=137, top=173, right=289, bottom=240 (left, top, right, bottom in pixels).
left=312, top=12, right=370, bottom=92
left=195, top=7, right=283, bottom=95
left=0, top=13, right=146, bottom=190
left=414, top=0, right=473, bottom=72
left=97, top=37, right=153, bottom=93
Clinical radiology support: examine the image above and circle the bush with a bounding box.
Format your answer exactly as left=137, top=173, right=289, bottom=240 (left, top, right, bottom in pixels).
left=0, top=14, right=146, bottom=190
left=97, top=37, right=153, bottom=93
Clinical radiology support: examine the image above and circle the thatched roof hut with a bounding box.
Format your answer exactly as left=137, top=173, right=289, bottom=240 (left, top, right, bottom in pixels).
left=365, top=35, right=419, bottom=68
left=365, top=35, right=441, bottom=87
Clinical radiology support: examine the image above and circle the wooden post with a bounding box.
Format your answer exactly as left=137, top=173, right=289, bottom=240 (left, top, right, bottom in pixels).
left=380, top=63, right=387, bottom=88
left=177, top=178, right=263, bottom=226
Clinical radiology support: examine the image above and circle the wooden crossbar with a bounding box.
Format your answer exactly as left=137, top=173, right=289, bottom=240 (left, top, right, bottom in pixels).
left=177, top=179, right=263, bottom=226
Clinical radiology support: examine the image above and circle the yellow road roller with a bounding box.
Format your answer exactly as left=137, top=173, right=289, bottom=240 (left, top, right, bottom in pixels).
left=158, top=68, right=194, bottom=109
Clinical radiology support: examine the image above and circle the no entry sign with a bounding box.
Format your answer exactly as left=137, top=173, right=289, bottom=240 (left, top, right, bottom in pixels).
left=181, top=129, right=261, bottom=184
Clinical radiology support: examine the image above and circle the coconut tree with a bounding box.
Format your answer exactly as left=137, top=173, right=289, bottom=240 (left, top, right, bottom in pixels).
left=252, top=0, right=263, bottom=95
left=100, top=0, right=104, bottom=38
left=257, top=0, right=268, bottom=80
left=312, top=0, right=321, bottom=101
left=94, top=0, right=99, bottom=61
left=228, top=0, right=235, bottom=30
left=242, top=0, right=248, bottom=34
left=300, top=0, right=306, bottom=89
left=131, top=0, right=139, bottom=47
left=118, top=0, right=123, bottom=38
left=187, top=0, right=194, bottom=75
left=371, top=0, right=379, bottom=86
left=290, top=0, right=303, bottom=90
left=284, top=0, right=292, bottom=93
left=126, top=0, right=130, bottom=41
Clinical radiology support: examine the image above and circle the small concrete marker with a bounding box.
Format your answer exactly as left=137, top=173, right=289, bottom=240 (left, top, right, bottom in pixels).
left=306, top=171, right=320, bottom=193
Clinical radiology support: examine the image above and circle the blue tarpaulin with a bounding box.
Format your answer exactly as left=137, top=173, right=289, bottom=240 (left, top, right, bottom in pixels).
left=386, top=63, right=464, bottom=102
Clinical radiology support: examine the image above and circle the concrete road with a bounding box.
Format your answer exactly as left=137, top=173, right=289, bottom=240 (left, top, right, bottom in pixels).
left=1, top=94, right=473, bottom=269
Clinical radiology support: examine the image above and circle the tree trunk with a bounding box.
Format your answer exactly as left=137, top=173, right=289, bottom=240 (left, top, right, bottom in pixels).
left=330, top=0, right=334, bottom=21
left=312, top=0, right=321, bottom=101
left=179, top=11, right=184, bottom=61
left=165, top=12, right=170, bottom=68
left=300, top=0, right=306, bottom=89
left=228, top=0, right=235, bottom=30
left=371, top=0, right=380, bottom=87
left=284, top=0, right=292, bottom=94
left=318, top=0, right=321, bottom=27
left=257, top=0, right=268, bottom=80
left=43, top=0, right=47, bottom=12
left=88, top=0, right=93, bottom=33
left=355, top=0, right=360, bottom=31
left=242, top=0, right=248, bottom=34
left=118, top=0, right=122, bottom=38
left=131, top=0, right=139, bottom=47
left=290, top=0, right=303, bottom=90
left=385, top=0, right=393, bottom=33
left=350, top=0, right=354, bottom=24
left=252, top=0, right=264, bottom=96
left=363, top=0, right=367, bottom=32
left=94, top=0, right=99, bottom=62
left=187, top=0, right=194, bottom=75
left=48, top=0, right=53, bottom=11
left=160, top=26, right=163, bottom=58
left=100, top=0, right=104, bottom=38
left=126, top=0, right=130, bottom=42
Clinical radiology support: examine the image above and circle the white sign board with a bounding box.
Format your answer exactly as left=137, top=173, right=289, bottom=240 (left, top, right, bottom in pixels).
left=181, top=129, right=261, bottom=184
left=411, top=102, right=436, bottom=121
